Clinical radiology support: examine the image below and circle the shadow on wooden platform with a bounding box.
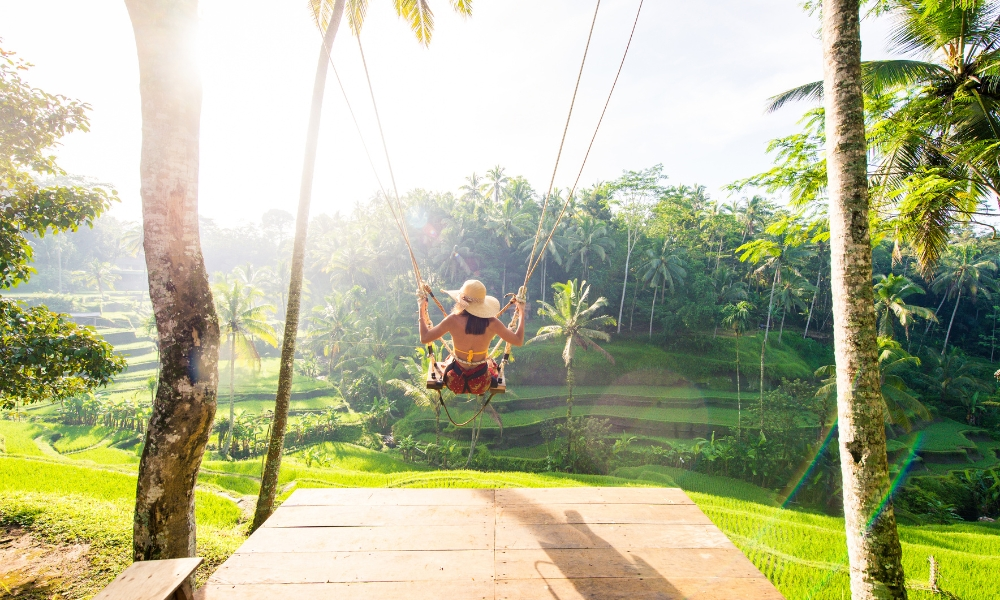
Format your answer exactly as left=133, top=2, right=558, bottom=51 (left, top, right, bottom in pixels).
left=198, top=488, right=784, bottom=600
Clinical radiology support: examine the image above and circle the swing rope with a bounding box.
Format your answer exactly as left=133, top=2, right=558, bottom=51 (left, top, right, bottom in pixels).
left=505, top=0, right=645, bottom=315
left=329, top=0, right=644, bottom=426
left=439, top=391, right=498, bottom=428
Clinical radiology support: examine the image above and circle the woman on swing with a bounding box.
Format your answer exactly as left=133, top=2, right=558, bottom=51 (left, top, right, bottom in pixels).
left=419, top=279, right=525, bottom=395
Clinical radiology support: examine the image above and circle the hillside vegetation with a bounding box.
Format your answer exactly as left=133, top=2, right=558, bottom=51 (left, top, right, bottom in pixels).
left=2, top=420, right=997, bottom=599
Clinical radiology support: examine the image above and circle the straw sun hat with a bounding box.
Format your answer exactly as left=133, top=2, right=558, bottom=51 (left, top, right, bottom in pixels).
left=443, top=279, right=501, bottom=319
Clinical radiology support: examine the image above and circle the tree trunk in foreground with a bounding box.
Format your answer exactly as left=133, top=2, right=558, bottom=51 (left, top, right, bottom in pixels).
left=253, top=0, right=345, bottom=532
left=126, top=0, right=221, bottom=561
left=822, top=0, right=907, bottom=597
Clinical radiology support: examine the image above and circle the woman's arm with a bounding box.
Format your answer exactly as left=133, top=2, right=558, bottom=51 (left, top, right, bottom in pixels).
left=491, top=300, right=526, bottom=347
left=418, top=297, right=452, bottom=344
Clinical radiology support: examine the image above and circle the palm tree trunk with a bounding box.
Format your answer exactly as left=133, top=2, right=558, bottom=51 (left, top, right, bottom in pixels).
left=823, top=0, right=907, bottom=595
left=941, top=287, right=962, bottom=357
left=565, top=360, right=574, bottom=460
left=648, top=284, right=657, bottom=338
left=925, top=286, right=950, bottom=335
left=804, top=264, right=822, bottom=339
left=97, top=279, right=105, bottom=315
left=227, top=332, right=236, bottom=457
left=126, top=0, right=221, bottom=562
left=764, top=265, right=779, bottom=345
left=778, top=306, right=786, bottom=343
left=617, top=238, right=633, bottom=334
left=435, top=407, right=441, bottom=445
left=253, top=0, right=345, bottom=533
left=991, top=305, right=997, bottom=362
left=629, top=278, right=638, bottom=331
left=759, top=332, right=766, bottom=430
left=540, top=255, right=546, bottom=303
left=735, top=333, right=741, bottom=441
left=465, top=415, right=480, bottom=468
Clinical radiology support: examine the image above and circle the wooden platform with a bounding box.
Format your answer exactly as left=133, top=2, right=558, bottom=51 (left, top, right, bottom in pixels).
left=199, top=488, right=784, bottom=600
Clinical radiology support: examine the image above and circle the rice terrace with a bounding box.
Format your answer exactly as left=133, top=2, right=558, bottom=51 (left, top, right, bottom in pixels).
left=3, top=1, right=1000, bottom=599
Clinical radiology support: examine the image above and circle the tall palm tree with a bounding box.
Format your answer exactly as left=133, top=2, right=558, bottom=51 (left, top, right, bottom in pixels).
left=73, top=259, right=119, bottom=315
left=506, top=177, right=535, bottom=208
left=528, top=280, right=616, bottom=428
left=565, top=214, right=615, bottom=279
left=124, top=0, right=222, bottom=560
left=609, top=168, right=659, bottom=333
left=739, top=238, right=809, bottom=425
left=235, top=262, right=273, bottom=288
left=816, top=337, right=931, bottom=433
left=485, top=165, right=509, bottom=205
left=214, top=278, right=277, bottom=457
left=460, top=172, right=487, bottom=203
left=712, top=266, right=748, bottom=338
left=722, top=301, right=753, bottom=440
left=308, top=290, right=359, bottom=377
left=733, top=195, right=773, bottom=243
left=932, top=243, right=996, bottom=355
left=820, top=0, right=907, bottom=594
left=922, top=346, right=987, bottom=407
left=873, top=273, right=936, bottom=341
left=487, top=197, right=531, bottom=294
left=641, top=241, right=686, bottom=338
left=774, top=273, right=813, bottom=343
left=256, top=1, right=473, bottom=523
left=518, top=202, right=567, bottom=303
left=771, top=1, right=1000, bottom=275
left=325, top=242, right=373, bottom=286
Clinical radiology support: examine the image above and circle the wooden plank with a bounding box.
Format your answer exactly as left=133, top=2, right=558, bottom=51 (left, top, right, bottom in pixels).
left=198, top=581, right=493, bottom=600
left=495, top=523, right=734, bottom=550
left=497, top=503, right=714, bottom=525
left=238, top=523, right=493, bottom=552
left=495, top=548, right=764, bottom=580
left=94, top=558, right=202, bottom=600
left=497, top=577, right=785, bottom=600
left=282, top=488, right=495, bottom=507
left=263, top=504, right=493, bottom=528
left=496, top=487, right=692, bottom=505
left=210, top=550, right=494, bottom=585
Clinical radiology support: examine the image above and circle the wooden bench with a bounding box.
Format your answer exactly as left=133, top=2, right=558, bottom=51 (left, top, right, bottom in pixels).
left=94, top=557, right=203, bottom=600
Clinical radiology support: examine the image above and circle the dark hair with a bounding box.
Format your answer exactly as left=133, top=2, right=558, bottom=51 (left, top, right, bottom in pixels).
left=461, top=310, right=491, bottom=335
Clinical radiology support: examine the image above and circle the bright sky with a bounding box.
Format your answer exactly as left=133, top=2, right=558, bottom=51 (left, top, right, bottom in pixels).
left=0, top=1, right=893, bottom=225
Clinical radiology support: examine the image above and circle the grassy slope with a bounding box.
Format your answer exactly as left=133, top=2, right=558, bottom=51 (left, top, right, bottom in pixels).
left=510, top=335, right=824, bottom=389
left=0, top=455, right=244, bottom=595
left=3, top=424, right=997, bottom=599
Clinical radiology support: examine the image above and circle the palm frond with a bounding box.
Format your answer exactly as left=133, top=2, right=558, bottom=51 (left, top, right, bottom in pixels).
left=346, top=0, right=370, bottom=35
left=765, top=81, right=823, bottom=113
left=395, top=0, right=434, bottom=46
left=449, top=0, right=472, bottom=17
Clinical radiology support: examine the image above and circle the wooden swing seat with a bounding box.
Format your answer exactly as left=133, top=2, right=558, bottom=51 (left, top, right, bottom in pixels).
left=426, top=359, right=506, bottom=394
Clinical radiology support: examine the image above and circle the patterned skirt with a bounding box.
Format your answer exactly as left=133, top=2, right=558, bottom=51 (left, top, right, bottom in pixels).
left=443, top=356, right=499, bottom=396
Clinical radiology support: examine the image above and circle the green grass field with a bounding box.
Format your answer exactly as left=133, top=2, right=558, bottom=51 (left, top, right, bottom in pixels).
left=3, top=432, right=997, bottom=599
left=509, top=385, right=742, bottom=400
left=425, top=403, right=743, bottom=429
left=3, top=317, right=995, bottom=598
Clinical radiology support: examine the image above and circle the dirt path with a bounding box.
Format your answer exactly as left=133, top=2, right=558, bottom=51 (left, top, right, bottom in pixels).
left=0, top=525, right=94, bottom=599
